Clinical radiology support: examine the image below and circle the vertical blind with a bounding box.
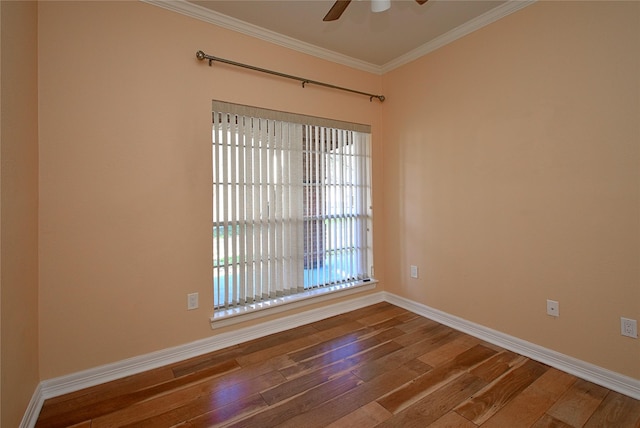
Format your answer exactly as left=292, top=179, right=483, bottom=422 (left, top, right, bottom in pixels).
left=212, top=101, right=372, bottom=310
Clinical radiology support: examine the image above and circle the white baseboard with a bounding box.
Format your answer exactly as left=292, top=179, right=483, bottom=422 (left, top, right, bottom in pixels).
left=21, top=291, right=639, bottom=427
left=20, top=291, right=384, bottom=428
left=382, top=292, right=640, bottom=401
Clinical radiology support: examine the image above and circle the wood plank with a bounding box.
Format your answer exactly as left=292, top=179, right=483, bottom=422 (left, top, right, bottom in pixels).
left=285, top=316, right=402, bottom=365
left=235, top=334, right=319, bottom=367
left=325, top=402, right=392, bottom=428
left=170, top=345, right=245, bottom=378
left=287, top=333, right=377, bottom=363
left=172, top=393, right=269, bottom=428
left=371, top=325, right=408, bottom=343
left=239, top=324, right=319, bottom=355
left=429, top=411, right=477, bottom=428
left=524, top=367, right=578, bottom=397
left=545, top=378, right=610, bottom=427
left=339, top=302, right=395, bottom=323
left=297, top=316, right=404, bottom=358
left=279, top=336, right=402, bottom=380
left=419, top=334, right=481, bottom=367
left=276, top=362, right=430, bottom=427
left=91, top=369, right=284, bottom=427
left=468, top=351, right=527, bottom=382
left=357, top=305, right=411, bottom=326
left=481, top=368, right=577, bottom=428
left=394, top=315, right=441, bottom=333
left=392, top=309, right=421, bottom=324
left=455, top=358, right=549, bottom=425
left=309, top=320, right=369, bottom=342
left=393, top=322, right=453, bottom=348
left=266, top=338, right=409, bottom=407
left=263, top=355, right=369, bottom=406
left=307, top=313, right=360, bottom=332
left=583, top=390, right=640, bottom=427
left=66, top=422, right=92, bottom=428
left=531, top=413, right=575, bottom=428
left=123, top=371, right=284, bottom=427
left=376, top=373, right=487, bottom=428
left=35, top=358, right=241, bottom=428
left=402, top=358, right=433, bottom=375
left=377, top=344, right=497, bottom=414
left=226, top=373, right=363, bottom=427
left=204, top=353, right=293, bottom=388
left=37, top=365, right=175, bottom=419
left=353, top=324, right=462, bottom=382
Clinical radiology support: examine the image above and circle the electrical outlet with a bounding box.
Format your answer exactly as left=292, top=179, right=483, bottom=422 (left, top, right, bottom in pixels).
left=410, top=265, right=418, bottom=279
left=621, top=317, right=637, bottom=338
left=187, top=292, right=199, bottom=310
left=546, top=299, right=559, bottom=317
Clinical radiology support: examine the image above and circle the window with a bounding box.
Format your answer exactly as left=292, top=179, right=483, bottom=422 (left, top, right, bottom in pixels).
left=212, top=101, right=373, bottom=311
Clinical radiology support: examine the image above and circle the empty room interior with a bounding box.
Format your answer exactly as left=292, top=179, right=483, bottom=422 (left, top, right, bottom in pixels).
left=1, top=0, right=639, bottom=426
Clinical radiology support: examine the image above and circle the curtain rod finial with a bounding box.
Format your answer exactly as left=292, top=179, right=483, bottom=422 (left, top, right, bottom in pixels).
left=196, top=50, right=206, bottom=61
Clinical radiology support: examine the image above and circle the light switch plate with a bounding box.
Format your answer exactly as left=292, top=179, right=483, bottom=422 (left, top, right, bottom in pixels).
left=547, top=299, right=559, bottom=317
left=187, top=292, right=199, bottom=310
left=410, top=265, right=418, bottom=279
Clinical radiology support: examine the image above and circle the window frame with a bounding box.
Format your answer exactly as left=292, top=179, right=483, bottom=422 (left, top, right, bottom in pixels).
left=210, top=101, right=376, bottom=327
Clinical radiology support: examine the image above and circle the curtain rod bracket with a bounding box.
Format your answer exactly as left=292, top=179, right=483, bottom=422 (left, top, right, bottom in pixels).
left=196, top=50, right=385, bottom=102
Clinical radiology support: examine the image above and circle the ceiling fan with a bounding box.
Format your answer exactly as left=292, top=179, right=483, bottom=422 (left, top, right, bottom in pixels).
left=324, top=0, right=428, bottom=22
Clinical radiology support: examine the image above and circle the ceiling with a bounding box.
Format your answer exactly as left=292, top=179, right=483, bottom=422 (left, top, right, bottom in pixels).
left=155, top=0, right=533, bottom=73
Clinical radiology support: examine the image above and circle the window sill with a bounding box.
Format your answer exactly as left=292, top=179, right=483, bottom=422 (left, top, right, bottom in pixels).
left=210, top=280, right=378, bottom=329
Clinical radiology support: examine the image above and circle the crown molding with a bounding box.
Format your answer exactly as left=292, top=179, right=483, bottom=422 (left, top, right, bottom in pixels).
left=143, top=0, right=535, bottom=75
left=382, top=0, right=536, bottom=72
left=140, top=0, right=384, bottom=74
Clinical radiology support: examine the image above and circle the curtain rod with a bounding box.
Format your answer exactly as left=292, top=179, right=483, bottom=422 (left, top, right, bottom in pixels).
left=196, top=50, right=385, bottom=102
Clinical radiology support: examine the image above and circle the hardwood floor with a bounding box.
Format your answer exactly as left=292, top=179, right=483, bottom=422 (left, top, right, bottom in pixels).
left=36, top=303, right=640, bottom=427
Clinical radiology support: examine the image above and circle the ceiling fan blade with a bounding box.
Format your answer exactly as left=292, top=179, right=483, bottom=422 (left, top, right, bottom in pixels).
left=415, top=0, right=428, bottom=4
left=323, top=0, right=351, bottom=22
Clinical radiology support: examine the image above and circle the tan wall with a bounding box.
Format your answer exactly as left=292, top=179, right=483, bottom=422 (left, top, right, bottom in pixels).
left=37, top=1, right=383, bottom=379
left=382, top=1, right=639, bottom=379
left=29, top=0, right=640, bottom=395
left=0, top=1, right=40, bottom=426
